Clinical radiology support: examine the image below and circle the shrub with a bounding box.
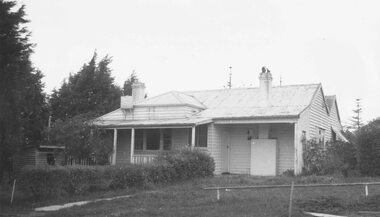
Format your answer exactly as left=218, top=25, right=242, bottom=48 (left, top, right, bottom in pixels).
left=109, top=165, right=148, bottom=189
left=19, top=149, right=215, bottom=199
left=155, top=149, right=215, bottom=180
left=19, top=166, right=68, bottom=198
left=302, top=139, right=357, bottom=176
left=357, top=118, right=380, bottom=176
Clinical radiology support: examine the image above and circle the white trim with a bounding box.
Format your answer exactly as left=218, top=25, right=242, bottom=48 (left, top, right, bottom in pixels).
left=104, top=125, right=194, bottom=130
left=130, top=128, right=135, bottom=164
left=112, top=129, right=117, bottom=165
left=191, top=126, right=196, bottom=147
left=214, top=118, right=298, bottom=124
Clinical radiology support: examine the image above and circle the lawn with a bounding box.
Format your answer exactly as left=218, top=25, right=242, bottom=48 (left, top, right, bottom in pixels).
left=2, top=175, right=380, bottom=217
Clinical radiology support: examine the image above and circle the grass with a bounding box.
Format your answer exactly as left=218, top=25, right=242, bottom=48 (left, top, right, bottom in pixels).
left=2, top=175, right=380, bottom=217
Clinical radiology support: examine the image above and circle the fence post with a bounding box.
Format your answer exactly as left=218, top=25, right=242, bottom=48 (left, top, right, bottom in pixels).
left=365, top=184, right=368, bottom=197
left=288, top=181, right=294, bottom=217
left=10, top=179, right=16, bottom=204
left=217, top=189, right=220, bottom=201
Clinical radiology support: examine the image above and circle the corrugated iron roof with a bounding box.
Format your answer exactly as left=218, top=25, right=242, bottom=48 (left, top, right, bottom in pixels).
left=185, top=84, right=320, bottom=119
left=135, top=91, right=205, bottom=109
left=96, top=83, right=321, bottom=127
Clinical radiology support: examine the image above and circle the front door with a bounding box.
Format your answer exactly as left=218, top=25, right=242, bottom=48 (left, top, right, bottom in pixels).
left=250, top=139, right=277, bottom=176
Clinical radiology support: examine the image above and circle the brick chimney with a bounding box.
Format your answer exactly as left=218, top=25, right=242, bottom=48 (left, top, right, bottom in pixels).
left=132, top=82, right=146, bottom=103
left=259, top=66, right=272, bottom=107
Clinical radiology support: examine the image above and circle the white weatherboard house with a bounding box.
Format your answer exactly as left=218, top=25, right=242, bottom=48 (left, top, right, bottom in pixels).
left=95, top=68, right=347, bottom=175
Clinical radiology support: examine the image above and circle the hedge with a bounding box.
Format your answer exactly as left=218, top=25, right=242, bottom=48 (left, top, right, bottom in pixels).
left=19, top=149, right=214, bottom=199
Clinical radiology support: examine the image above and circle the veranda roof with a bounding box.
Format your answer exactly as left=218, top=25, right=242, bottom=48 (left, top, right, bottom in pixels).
left=95, top=117, right=212, bottom=128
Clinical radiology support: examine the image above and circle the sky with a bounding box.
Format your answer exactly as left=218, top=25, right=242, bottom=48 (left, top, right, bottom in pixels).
left=19, top=0, right=380, bottom=125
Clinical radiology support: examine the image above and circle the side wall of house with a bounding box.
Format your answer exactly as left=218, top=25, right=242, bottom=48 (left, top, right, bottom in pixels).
left=207, top=123, right=225, bottom=175
left=308, top=87, right=331, bottom=141
left=329, top=102, right=342, bottom=131
left=270, top=124, right=295, bottom=174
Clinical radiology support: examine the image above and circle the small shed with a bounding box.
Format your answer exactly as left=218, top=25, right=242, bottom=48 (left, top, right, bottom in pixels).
left=16, top=145, right=65, bottom=170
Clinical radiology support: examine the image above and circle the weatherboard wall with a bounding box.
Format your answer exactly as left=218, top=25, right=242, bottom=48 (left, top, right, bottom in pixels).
left=308, top=87, right=331, bottom=141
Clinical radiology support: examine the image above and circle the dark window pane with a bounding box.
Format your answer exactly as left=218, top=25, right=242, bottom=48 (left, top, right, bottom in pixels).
left=196, top=125, right=208, bottom=147
left=135, top=129, right=143, bottom=150
left=163, top=129, right=171, bottom=150
left=146, top=129, right=160, bottom=150
left=47, top=153, right=55, bottom=165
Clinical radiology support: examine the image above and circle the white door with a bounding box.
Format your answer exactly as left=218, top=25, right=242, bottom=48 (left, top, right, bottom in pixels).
left=250, top=139, right=277, bottom=176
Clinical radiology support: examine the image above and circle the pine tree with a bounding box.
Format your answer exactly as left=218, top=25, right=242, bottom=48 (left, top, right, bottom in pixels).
left=50, top=52, right=122, bottom=121
left=351, top=98, right=363, bottom=131
left=0, top=1, right=47, bottom=180
left=122, top=71, right=139, bottom=96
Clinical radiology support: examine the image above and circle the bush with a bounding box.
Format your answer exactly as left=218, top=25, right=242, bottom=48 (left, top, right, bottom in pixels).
left=19, top=166, right=68, bottom=198
left=19, top=149, right=215, bottom=199
left=302, top=139, right=357, bottom=176
left=357, top=118, right=380, bottom=176
left=155, top=149, right=215, bottom=180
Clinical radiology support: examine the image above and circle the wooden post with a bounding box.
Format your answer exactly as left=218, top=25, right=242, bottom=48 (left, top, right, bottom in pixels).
left=365, top=184, right=368, bottom=196
left=112, top=129, right=118, bottom=165
left=217, top=189, right=220, bottom=201
left=288, top=181, right=294, bottom=217
left=293, top=123, right=299, bottom=175
left=130, top=128, right=135, bottom=164
left=191, top=126, right=196, bottom=148
left=10, top=179, right=16, bottom=204
left=159, top=129, right=164, bottom=150
left=143, top=129, right=147, bottom=151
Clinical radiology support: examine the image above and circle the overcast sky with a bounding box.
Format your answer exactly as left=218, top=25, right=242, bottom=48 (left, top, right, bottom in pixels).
left=20, top=0, right=380, bottom=125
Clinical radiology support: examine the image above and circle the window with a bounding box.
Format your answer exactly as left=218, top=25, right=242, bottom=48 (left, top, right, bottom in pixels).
left=135, top=129, right=143, bottom=150
left=163, top=129, right=172, bottom=150
left=146, top=129, right=160, bottom=150
left=318, top=128, right=325, bottom=147
left=301, top=131, right=307, bottom=150
left=331, top=129, right=337, bottom=142
left=47, top=153, right=55, bottom=165
left=301, top=131, right=306, bottom=141
left=195, top=125, right=208, bottom=147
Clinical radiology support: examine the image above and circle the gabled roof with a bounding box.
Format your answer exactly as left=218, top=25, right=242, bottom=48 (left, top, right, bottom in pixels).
left=183, top=84, right=320, bottom=119
left=325, top=95, right=341, bottom=123
left=134, top=91, right=206, bottom=109
left=325, top=95, right=336, bottom=110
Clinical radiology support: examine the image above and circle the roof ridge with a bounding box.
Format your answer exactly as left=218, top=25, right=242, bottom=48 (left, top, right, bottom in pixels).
left=184, top=83, right=320, bottom=93
left=171, top=91, right=185, bottom=104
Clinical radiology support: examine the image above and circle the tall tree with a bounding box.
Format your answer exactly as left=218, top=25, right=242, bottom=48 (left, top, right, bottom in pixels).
left=50, top=52, right=121, bottom=121
left=0, top=1, right=47, bottom=180
left=351, top=98, right=363, bottom=131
